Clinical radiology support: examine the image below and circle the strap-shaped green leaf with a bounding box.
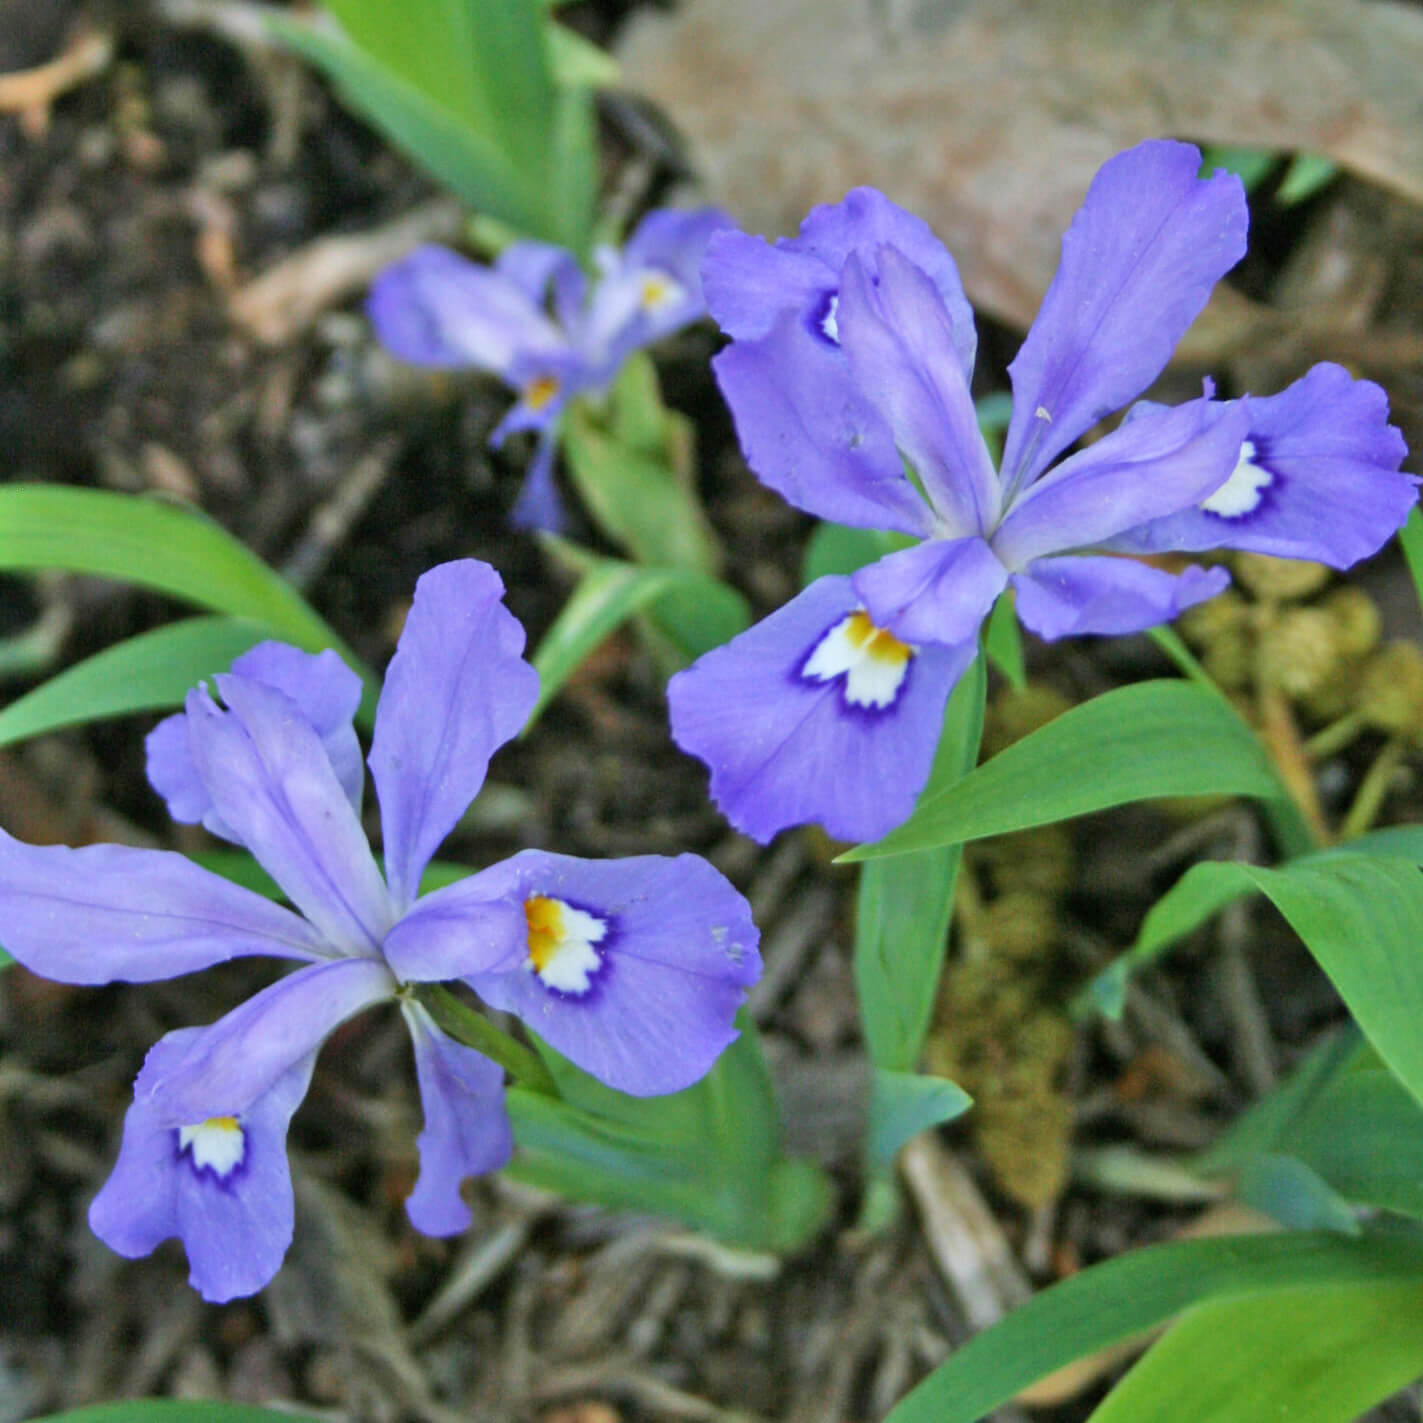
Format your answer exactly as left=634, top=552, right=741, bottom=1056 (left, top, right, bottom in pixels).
left=507, top=1018, right=831, bottom=1252
left=1087, top=1276, right=1423, bottom=1423
left=842, top=680, right=1286, bottom=862
left=527, top=556, right=748, bottom=728
left=886, top=1229, right=1423, bottom=1423
left=0, top=617, right=270, bottom=750
left=1238, top=856, right=1423, bottom=1111
left=0, top=485, right=374, bottom=718
left=854, top=659, right=985, bottom=1076
left=1079, top=825, right=1423, bottom=1019
left=31, top=1405, right=322, bottom=1423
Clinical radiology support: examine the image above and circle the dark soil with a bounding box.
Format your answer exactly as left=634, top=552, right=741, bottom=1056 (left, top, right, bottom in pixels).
left=2, top=5, right=1421, bottom=1421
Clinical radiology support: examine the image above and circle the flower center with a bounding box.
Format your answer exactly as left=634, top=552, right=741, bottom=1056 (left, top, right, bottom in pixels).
left=802, top=609, right=915, bottom=709
left=178, top=1116, right=245, bottom=1178
left=819, top=292, right=841, bottom=344
left=1201, top=439, right=1272, bottom=518
left=523, top=374, right=561, bottom=412
left=523, top=895, right=607, bottom=996
left=638, top=271, right=684, bottom=314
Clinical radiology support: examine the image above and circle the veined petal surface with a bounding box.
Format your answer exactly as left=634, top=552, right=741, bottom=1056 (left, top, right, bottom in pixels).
left=140, top=956, right=395, bottom=1126
left=494, top=240, right=586, bottom=327
left=0, top=829, right=328, bottom=983
left=186, top=676, right=393, bottom=954
left=368, top=245, right=564, bottom=374
left=837, top=249, right=998, bottom=536
left=992, top=396, right=1251, bottom=569
left=463, top=850, right=760, bottom=1096
left=999, top=141, right=1247, bottom=493
left=369, top=560, right=539, bottom=913
left=1106, top=364, right=1416, bottom=568
left=1013, top=556, right=1231, bottom=640
left=668, top=576, right=972, bottom=843
left=400, top=1002, right=512, bottom=1235
left=713, top=316, right=931, bottom=535
left=147, top=644, right=365, bottom=832
left=90, top=1028, right=316, bottom=1303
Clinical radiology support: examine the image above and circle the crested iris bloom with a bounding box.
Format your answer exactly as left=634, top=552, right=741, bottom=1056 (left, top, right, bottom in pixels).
left=369, top=207, right=733, bottom=528
left=0, top=560, right=759, bottom=1302
left=668, top=140, right=1416, bottom=845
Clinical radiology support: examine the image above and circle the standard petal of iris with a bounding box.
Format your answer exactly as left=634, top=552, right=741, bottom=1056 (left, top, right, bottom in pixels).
left=702, top=228, right=835, bottom=340
left=667, top=576, right=972, bottom=844
left=0, top=829, right=327, bottom=983
left=584, top=207, right=732, bottom=366
left=140, top=956, right=395, bottom=1127
left=837, top=250, right=998, bottom=537
left=851, top=537, right=1007, bottom=645
left=999, top=141, right=1248, bottom=493
left=90, top=1028, right=316, bottom=1303
left=462, top=850, right=760, bottom=1097
left=713, top=318, right=931, bottom=536
left=368, top=244, right=563, bottom=373
left=796, top=188, right=979, bottom=378
left=494, top=240, right=586, bottom=327
left=186, top=677, right=393, bottom=955
left=992, top=396, right=1251, bottom=570
left=1013, top=556, right=1231, bottom=640
left=368, top=560, right=540, bottom=913
left=400, top=1002, right=512, bottom=1235
left=147, top=644, right=365, bottom=831
left=1105, top=364, right=1417, bottom=568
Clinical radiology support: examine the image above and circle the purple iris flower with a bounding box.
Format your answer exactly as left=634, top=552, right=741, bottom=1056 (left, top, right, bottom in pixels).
left=369, top=207, right=733, bottom=529
left=668, top=140, right=1416, bottom=846
left=0, top=559, right=760, bottom=1302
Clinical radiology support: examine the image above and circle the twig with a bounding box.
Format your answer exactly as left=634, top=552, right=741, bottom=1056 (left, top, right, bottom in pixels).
left=899, top=1134, right=1031, bottom=1332
left=280, top=434, right=404, bottom=592
left=229, top=200, right=464, bottom=346
left=0, top=29, right=113, bottom=136
left=408, top=1212, right=542, bottom=1346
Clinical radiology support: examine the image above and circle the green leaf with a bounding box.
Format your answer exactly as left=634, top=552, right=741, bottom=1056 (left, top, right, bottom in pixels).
left=506, top=1018, right=831, bottom=1252
left=800, top=522, right=909, bottom=586
left=1087, top=1277, right=1423, bottom=1423
left=548, top=21, right=619, bottom=87
left=527, top=556, right=748, bottom=726
left=273, top=18, right=545, bottom=242
left=640, top=574, right=750, bottom=668
left=1276, top=152, right=1337, bottom=205
left=1400, top=506, right=1423, bottom=620
left=1077, top=827, right=1423, bottom=1019
left=982, top=588, right=1025, bottom=688
left=868, top=1069, right=972, bottom=1168
left=1238, top=857, right=1423, bottom=1111
left=528, top=560, right=680, bottom=723
left=1232, top=1153, right=1360, bottom=1234
left=562, top=375, right=721, bottom=573
left=843, top=680, right=1284, bottom=862
left=0, top=617, right=270, bottom=750
left=854, top=659, right=985, bottom=1073
left=886, top=1229, right=1423, bottom=1423
left=31, top=1406, right=322, bottom=1423
left=1271, top=1069, right=1423, bottom=1220
left=0, top=945, right=12, bottom=970
left=1199, top=143, right=1278, bottom=192
left=0, top=485, right=376, bottom=721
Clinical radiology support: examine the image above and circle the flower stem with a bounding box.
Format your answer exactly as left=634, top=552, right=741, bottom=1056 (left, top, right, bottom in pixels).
left=417, top=984, right=560, bottom=1097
